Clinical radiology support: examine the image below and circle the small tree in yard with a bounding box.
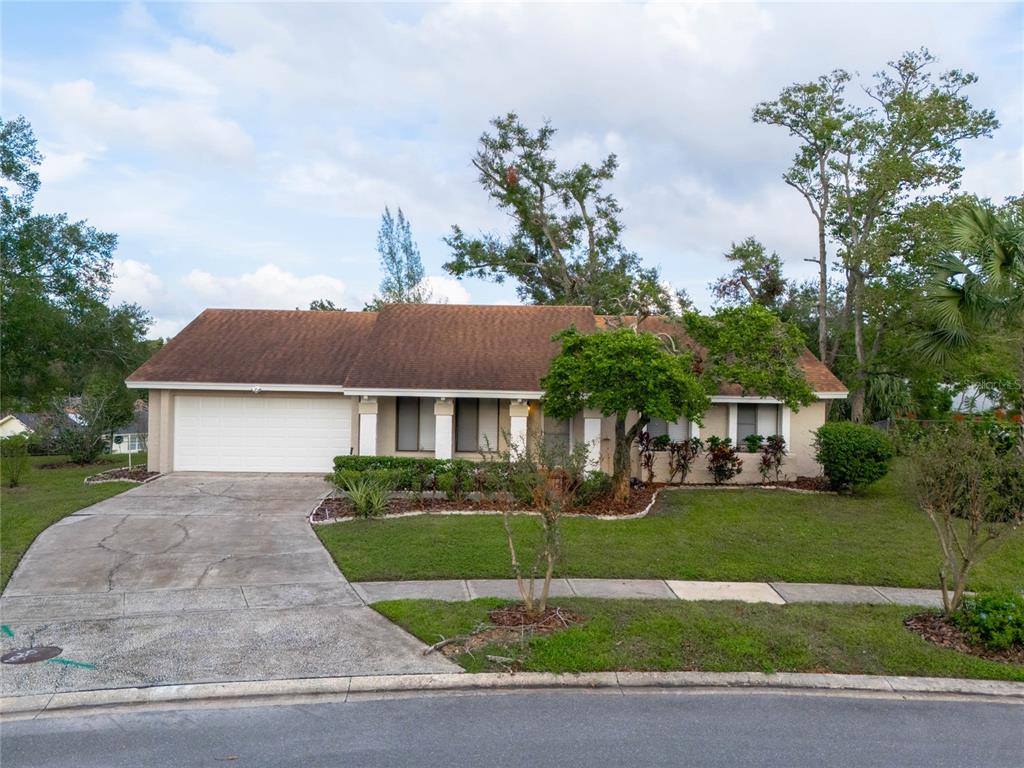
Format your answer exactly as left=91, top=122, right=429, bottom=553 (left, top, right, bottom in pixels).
left=492, top=438, right=590, bottom=615
left=910, top=423, right=1024, bottom=616
left=0, top=434, right=31, bottom=487
left=54, top=377, right=135, bottom=464
left=542, top=327, right=710, bottom=502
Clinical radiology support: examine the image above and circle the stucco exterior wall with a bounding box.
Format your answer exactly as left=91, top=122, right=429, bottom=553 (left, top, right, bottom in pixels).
left=629, top=400, right=829, bottom=484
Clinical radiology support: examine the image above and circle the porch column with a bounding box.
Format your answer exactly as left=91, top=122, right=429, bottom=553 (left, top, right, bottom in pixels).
left=583, top=408, right=602, bottom=471
left=509, top=400, right=529, bottom=452
left=780, top=406, right=791, bottom=450
left=358, top=397, right=378, bottom=456
left=434, top=398, right=454, bottom=460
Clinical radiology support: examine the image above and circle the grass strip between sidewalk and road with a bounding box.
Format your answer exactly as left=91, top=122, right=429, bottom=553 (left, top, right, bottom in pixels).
left=316, top=461, right=1024, bottom=590
left=374, top=597, right=1024, bottom=682
left=1, top=454, right=142, bottom=592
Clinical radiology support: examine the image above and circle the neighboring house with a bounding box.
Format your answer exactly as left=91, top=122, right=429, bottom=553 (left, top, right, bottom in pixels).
left=126, top=305, right=847, bottom=480
left=0, top=411, right=75, bottom=439
left=109, top=407, right=148, bottom=454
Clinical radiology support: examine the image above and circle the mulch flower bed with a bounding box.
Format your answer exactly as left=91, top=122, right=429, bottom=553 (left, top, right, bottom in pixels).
left=905, top=613, right=1024, bottom=665
left=310, top=484, right=657, bottom=522
left=764, top=476, right=832, bottom=492
left=425, top=604, right=584, bottom=662
left=84, top=467, right=161, bottom=484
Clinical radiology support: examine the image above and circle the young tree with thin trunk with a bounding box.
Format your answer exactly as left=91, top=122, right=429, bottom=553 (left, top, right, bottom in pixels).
left=910, top=422, right=1024, bottom=616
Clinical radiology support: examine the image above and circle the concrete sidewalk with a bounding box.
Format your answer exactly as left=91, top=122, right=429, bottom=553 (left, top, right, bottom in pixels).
left=351, top=578, right=949, bottom=608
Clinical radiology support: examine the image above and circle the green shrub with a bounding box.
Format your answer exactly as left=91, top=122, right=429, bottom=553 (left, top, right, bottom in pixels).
left=574, top=471, right=613, bottom=507
left=953, top=591, right=1024, bottom=651
left=652, top=434, right=671, bottom=451
left=742, top=433, right=764, bottom=453
left=0, top=434, right=31, bottom=487
left=705, top=436, right=742, bottom=485
left=339, top=473, right=392, bottom=519
left=437, top=461, right=473, bottom=502
left=332, top=468, right=405, bottom=493
left=332, top=456, right=473, bottom=491
left=813, top=422, right=893, bottom=492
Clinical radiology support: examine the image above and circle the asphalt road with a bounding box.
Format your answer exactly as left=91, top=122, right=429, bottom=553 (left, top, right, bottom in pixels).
left=3, top=690, right=1022, bottom=768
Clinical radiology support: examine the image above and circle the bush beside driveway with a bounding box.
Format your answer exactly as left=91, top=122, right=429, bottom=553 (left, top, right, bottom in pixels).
left=315, top=462, right=1024, bottom=590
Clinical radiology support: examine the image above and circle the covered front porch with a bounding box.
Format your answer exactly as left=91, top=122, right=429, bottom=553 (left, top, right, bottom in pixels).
left=351, top=394, right=604, bottom=470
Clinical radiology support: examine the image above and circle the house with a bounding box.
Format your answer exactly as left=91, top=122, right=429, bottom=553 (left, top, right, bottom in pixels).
left=125, top=305, right=847, bottom=481
left=109, top=406, right=148, bottom=454
left=0, top=411, right=75, bottom=439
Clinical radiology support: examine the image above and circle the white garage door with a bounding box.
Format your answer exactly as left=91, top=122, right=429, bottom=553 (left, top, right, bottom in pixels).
left=173, top=395, right=352, bottom=472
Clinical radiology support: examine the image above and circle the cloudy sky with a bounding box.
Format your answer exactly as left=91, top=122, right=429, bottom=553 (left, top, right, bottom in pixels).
left=4, top=1, right=1021, bottom=337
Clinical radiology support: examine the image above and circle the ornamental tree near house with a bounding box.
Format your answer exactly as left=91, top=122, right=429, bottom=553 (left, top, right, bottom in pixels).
left=543, top=305, right=816, bottom=500
left=542, top=327, right=710, bottom=502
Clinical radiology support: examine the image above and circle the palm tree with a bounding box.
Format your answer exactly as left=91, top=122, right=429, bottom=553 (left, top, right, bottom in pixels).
left=920, top=202, right=1024, bottom=449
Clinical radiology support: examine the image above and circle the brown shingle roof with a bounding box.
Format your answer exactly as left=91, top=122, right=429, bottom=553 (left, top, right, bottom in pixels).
left=127, top=305, right=844, bottom=396
left=127, top=309, right=377, bottom=386
left=614, top=315, right=847, bottom=395
left=342, top=304, right=596, bottom=391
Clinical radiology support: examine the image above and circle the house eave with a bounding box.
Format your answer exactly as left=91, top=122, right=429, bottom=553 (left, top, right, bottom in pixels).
left=125, top=380, right=348, bottom=393
left=342, top=387, right=543, bottom=400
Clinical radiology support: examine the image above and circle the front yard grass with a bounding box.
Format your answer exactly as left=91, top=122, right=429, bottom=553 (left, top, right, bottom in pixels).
left=375, top=597, right=1024, bottom=681
left=316, top=461, right=1024, bottom=590
left=0, top=454, right=143, bottom=592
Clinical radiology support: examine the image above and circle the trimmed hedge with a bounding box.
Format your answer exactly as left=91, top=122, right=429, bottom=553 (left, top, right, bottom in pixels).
left=814, top=422, right=893, bottom=492
left=332, top=455, right=473, bottom=492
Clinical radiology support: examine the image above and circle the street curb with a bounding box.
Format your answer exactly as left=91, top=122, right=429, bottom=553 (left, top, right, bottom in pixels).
left=2, top=671, right=1022, bottom=720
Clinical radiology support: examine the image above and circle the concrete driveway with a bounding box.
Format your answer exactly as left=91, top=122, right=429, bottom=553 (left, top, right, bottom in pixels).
left=1, top=474, right=456, bottom=696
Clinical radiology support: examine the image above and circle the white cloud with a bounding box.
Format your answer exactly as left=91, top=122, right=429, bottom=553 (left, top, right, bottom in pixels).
left=110, top=258, right=164, bottom=307
left=27, top=78, right=253, bottom=162
left=420, top=275, right=470, bottom=305
left=183, top=264, right=352, bottom=310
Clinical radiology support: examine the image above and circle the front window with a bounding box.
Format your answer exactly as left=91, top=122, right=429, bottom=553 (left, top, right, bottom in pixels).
left=456, top=398, right=498, bottom=453
left=647, top=417, right=691, bottom=441
left=736, top=404, right=780, bottom=450
left=396, top=397, right=436, bottom=452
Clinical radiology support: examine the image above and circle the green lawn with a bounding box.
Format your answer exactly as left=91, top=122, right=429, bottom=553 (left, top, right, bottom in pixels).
left=316, top=462, right=1024, bottom=590
left=376, top=598, right=1024, bottom=681
left=0, top=454, right=143, bottom=592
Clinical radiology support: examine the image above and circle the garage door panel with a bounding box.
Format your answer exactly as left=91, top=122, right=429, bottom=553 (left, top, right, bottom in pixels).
left=173, top=395, right=351, bottom=472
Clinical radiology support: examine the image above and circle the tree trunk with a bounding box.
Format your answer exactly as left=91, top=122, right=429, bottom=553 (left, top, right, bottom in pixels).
left=612, top=417, right=632, bottom=503
left=1017, top=340, right=1024, bottom=456
left=816, top=214, right=829, bottom=363
left=850, top=272, right=868, bottom=423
